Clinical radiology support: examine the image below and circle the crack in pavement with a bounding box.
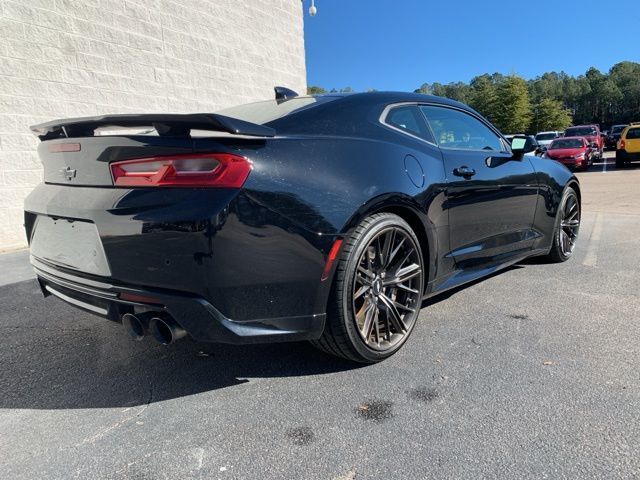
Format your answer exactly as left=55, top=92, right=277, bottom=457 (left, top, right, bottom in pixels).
left=75, top=381, right=154, bottom=447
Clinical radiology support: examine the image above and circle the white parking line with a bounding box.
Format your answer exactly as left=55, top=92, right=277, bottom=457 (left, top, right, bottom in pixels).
left=583, top=212, right=604, bottom=267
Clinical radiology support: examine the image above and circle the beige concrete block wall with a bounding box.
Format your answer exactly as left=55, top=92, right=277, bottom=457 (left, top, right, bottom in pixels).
left=0, top=0, right=306, bottom=250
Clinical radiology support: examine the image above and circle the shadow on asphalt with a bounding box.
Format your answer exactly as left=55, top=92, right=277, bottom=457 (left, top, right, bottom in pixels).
left=0, top=279, right=362, bottom=410
left=0, top=260, right=542, bottom=411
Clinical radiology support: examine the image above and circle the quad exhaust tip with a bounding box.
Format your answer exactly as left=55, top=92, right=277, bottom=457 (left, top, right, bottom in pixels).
left=122, top=312, right=148, bottom=341
left=149, top=316, right=187, bottom=345
left=122, top=312, right=186, bottom=345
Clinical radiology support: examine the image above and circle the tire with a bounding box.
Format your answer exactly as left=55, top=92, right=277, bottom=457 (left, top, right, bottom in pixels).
left=544, top=187, right=580, bottom=263
left=311, top=213, right=425, bottom=363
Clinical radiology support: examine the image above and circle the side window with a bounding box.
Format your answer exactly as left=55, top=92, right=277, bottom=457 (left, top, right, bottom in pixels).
left=420, top=105, right=503, bottom=151
left=384, top=105, right=434, bottom=143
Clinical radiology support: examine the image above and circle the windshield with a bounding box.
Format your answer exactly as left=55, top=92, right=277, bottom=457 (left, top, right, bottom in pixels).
left=565, top=127, right=596, bottom=136
left=536, top=133, right=557, bottom=141
left=216, top=96, right=338, bottom=125
left=550, top=139, right=584, bottom=149
left=611, top=125, right=627, bottom=134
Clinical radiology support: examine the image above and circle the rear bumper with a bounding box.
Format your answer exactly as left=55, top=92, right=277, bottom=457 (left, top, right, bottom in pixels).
left=33, top=256, right=326, bottom=344
left=24, top=183, right=338, bottom=324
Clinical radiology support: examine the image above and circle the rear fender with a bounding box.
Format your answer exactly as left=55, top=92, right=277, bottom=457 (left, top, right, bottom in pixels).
left=340, top=193, right=441, bottom=291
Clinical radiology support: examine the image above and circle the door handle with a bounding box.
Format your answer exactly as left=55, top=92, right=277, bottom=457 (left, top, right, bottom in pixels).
left=453, top=165, right=476, bottom=178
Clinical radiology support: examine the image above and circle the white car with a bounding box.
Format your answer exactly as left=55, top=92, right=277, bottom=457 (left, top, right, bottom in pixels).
left=535, top=131, right=560, bottom=148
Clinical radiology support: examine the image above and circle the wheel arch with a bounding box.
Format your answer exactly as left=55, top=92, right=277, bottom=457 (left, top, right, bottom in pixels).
left=340, top=194, right=435, bottom=293
left=567, top=178, right=581, bottom=206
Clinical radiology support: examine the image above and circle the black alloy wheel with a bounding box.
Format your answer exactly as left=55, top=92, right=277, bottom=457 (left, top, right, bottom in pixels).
left=546, top=187, right=580, bottom=263
left=312, top=213, right=425, bottom=363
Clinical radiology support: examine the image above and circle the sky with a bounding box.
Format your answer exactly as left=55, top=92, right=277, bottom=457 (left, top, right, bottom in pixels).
left=303, top=0, right=640, bottom=92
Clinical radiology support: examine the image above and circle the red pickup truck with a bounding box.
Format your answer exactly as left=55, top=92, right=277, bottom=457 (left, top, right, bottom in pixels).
left=564, top=125, right=603, bottom=159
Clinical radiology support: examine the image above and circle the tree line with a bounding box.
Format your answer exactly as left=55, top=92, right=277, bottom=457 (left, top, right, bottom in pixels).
left=307, top=61, right=640, bottom=134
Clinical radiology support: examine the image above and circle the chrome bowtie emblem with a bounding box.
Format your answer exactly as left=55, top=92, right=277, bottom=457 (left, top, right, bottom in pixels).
left=60, top=166, right=77, bottom=181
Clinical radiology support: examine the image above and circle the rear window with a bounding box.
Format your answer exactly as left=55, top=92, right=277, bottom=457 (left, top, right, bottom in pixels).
left=536, top=133, right=557, bottom=141
left=550, top=139, right=584, bottom=149
left=385, top=105, right=434, bottom=142
left=611, top=125, right=627, bottom=134
left=626, top=128, right=640, bottom=139
left=216, top=96, right=339, bottom=125
left=565, top=127, right=596, bottom=136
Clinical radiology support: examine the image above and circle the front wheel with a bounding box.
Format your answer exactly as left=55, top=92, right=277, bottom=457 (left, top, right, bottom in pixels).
left=311, top=213, right=425, bottom=363
left=544, top=187, right=580, bottom=263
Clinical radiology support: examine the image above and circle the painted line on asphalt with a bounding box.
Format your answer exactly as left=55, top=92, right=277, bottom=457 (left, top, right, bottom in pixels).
left=583, top=212, right=603, bottom=267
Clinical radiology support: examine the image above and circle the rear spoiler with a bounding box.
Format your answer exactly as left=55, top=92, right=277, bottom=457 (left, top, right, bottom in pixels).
left=30, top=113, right=276, bottom=140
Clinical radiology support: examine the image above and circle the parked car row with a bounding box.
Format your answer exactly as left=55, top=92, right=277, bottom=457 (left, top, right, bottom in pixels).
left=530, top=122, right=640, bottom=170
left=503, top=124, right=623, bottom=171
left=504, top=128, right=600, bottom=171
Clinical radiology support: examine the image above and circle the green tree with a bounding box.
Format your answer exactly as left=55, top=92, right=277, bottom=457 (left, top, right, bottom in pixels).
left=609, top=61, right=640, bottom=124
left=415, top=61, right=640, bottom=130
left=414, top=83, right=432, bottom=94
left=438, top=82, right=472, bottom=103
left=469, top=74, right=498, bottom=121
left=492, top=75, right=532, bottom=133
left=307, top=85, right=327, bottom=95
left=528, top=72, right=566, bottom=105
left=531, top=98, right=573, bottom=132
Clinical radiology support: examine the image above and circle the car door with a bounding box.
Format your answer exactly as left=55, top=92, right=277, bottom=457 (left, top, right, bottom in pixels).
left=419, top=105, right=539, bottom=266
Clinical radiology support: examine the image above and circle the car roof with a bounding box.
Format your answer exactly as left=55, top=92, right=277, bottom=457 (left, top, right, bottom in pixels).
left=313, top=91, right=479, bottom=114
left=267, top=91, right=493, bottom=137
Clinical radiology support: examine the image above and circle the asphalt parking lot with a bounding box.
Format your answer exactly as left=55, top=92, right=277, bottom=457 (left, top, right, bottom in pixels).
left=1, top=153, right=639, bottom=479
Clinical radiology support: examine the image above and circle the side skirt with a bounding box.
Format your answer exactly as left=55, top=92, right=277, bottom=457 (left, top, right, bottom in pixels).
left=425, top=247, right=549, bottom=299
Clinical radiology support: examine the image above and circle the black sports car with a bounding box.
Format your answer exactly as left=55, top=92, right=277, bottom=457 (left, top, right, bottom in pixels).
left=24, top=90, right=581, bottom=363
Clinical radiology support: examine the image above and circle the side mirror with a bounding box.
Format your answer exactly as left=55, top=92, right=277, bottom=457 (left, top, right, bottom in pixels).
left=511, top=137, right=531, bottom=158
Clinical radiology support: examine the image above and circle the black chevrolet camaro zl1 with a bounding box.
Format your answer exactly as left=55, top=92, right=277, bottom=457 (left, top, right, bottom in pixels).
left=24, top=90, right=581, bottom=363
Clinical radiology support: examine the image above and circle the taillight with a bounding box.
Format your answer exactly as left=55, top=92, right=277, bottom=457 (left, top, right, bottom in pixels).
left=110, top=153, right=251, bottom=187
left=619, top=139, right=625, bottom=150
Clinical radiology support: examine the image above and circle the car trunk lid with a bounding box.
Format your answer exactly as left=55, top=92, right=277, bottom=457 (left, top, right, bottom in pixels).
left=38, top=136, right=197, bottom=186
left=31, top=113, right=275, bottom=187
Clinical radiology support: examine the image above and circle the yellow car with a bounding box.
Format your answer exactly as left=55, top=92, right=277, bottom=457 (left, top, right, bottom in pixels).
left=616, top=123, right=640, bottom=167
